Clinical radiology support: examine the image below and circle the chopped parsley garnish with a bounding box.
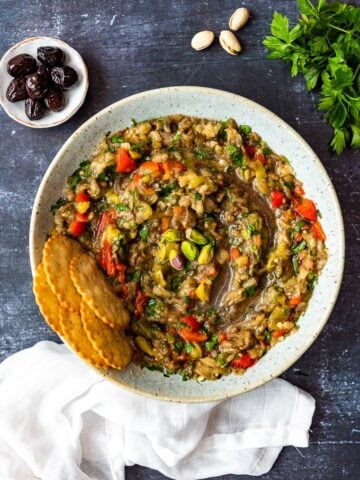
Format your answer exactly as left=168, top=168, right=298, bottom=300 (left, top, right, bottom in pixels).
left=79, top=160, right=91, bottom=178
left=50, top=198, right=67, bottom=214
left=294, top=220, right=308, bottom=232
left=292, top=255, right=300, bottom=275
left=239, top=124, right=252, bottom=136
left=203, top=215, right=215, bottom=224
left=170, top=276, right=181, bottom=292
left=292, top=240, right=307, bottom=254
left=172, top=132, right=181, bottom=143
left=114, top=203, right=130, bottom=211
left=204, top=234, right=216, bottom=247
left=68, top=173, right=80, bottom=189
left=131, top=118, right=138, bottom=126
left=308, top=272, right=319, bottom=289
left=159, top=182, right=178, bottom=197
left=245, top=286, right=257, bottom=297
left=194, top=192, right=202, bottom=201
left=219, top=120, right=229, bottom=140
left=139, top=225, right=149, bottom=241
left=229, top=145, right=244, bottom=168
left=205, top=335, right=218, bottom=351
left=174, top=341, right=183, bottom=353
left=248, top=224, right=257, bottom=236
left=264, top=329, right=272, bottom=343
left=194, top=147, right=209, bottom=159
left=131, top=269, right=142, bottom=283
left=262, top=146, right=272, bottom=155
left=111, top=135, right=123, bottom=144
left=130, top=142, right=144, bottom=151
left=184, top=343, right=194, bottom=354
left=145, top=298, right=162, bottom=317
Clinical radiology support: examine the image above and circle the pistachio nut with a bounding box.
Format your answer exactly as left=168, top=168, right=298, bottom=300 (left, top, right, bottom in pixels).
left=185, top=228, right=207, bottom=245
left=191, top=30, right=215, bottom=51
left=189, top=342, right=203, bottom=359
left=134, top=336, right=156, bottom=357
left=169, top=251, right=186, bottom=271
left=219, top=30, right=241, bottom=56
left=152, top=266, right=166, bottom=287
left=229, top=7, right=249, bottom=31
left=181, top=240, right=199, bottom=261
left=195, top=281, right=211, bottom=302
left=162, top=228, right=183, bottom=242
left=156, top=243, right=167, bottom=262
left=197, top=244, right=214, bottom=265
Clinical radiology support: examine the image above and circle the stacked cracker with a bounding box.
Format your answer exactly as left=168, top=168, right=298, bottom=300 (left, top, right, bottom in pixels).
left=33, top=235, right=132, bottom=370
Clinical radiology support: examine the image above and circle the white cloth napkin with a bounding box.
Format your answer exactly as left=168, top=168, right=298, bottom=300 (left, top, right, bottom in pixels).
left=0, top=341, right=315, bottom=480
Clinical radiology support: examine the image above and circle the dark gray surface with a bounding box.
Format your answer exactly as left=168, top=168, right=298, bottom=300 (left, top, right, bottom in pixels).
left=1, top=1, right=359, bottom=479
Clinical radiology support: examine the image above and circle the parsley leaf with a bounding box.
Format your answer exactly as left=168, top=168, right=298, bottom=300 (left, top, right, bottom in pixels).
left=263, top=1, right=360, bottom=154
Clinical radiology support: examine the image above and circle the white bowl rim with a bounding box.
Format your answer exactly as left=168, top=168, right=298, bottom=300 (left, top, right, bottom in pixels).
left=29, top=86, right=345, bottom=402
left=0, top=36, right=89, bottom=128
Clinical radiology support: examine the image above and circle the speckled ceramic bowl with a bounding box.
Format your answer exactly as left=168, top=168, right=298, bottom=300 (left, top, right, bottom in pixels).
left=29, top=87, right=345, bottom=402
left=0, top=36, right=88, bottom=128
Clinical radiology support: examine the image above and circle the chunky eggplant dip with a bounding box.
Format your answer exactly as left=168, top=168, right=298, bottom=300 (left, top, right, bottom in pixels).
left=51, top=115, right=327, bottom=380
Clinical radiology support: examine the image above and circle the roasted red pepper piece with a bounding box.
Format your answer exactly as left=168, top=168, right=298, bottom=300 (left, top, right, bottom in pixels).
left=272, top=330, right=287, bottom=339
left=181, top=315, right=201, bottom=331
left=99, top=241, right=116, bottom=277
left=163, top=160, right=185, bottom=178
left=116, top=261, right=127, bottom=284
left=178, top=329, right=207, bottom=343
left=69, top=220, right=86, bottom=237
left=116, top=148, right=137, bottom=173
left=256, top=151, right=266, bottom=166
left=270, top=190, right=285, bottom=209
left=95, top=209, right=116, bottom=240
left=135, top=289, right=148, bottom=317
left=294, top=198, right=317, bottom=222
left=244, top=144, right=256, bottom=157
left=137, top=161, right=163, bottom=177
left=311, top=221, right=326, bottom=241
left=75, top=191, right=90, bottom=202
left=75, top=212, right=88, bottom=222
left=231, top=354, right=256, bottom=369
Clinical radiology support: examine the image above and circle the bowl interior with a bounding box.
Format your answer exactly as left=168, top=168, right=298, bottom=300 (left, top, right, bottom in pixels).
left=29, top=86, right=344, bottom=402
left=0, top=36, right=88, bottom=128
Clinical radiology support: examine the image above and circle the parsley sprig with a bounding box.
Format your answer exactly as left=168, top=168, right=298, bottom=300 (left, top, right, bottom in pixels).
left=263, top=0, right=360, bottom=154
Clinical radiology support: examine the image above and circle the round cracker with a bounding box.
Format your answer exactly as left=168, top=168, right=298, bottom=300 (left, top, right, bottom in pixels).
left=81, top=301, right=132, bottom=370
left=33, top=262, right=63, bottom=336
left=70, top=252, right=130, bottom=330
left=59, top=306, right=109, bottom=369
left=43, top=235, right=83, bottom=312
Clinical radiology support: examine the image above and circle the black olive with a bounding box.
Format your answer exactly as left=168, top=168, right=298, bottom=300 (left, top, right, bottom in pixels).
left=6, top=77, right=28, bottom=102
left=51, top=66, right=78, bottom=90
left=37, top=46, right=65, bottom=67
left=7, top=53, right=37, bottom=77
left=26, top=72, right=49, bottom=99
left=37, top=64, right=51, bottom=80
left=45, top=89, right=65, bottom=112
left=25, top=98, right=47, bottom=120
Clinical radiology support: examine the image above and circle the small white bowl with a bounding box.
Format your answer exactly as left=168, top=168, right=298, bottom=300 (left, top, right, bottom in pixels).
left=0, top=36, right=88, bottom=128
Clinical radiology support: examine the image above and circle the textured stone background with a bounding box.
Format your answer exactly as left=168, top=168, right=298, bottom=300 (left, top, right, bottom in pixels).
left=0, top=1, right=359, bottom=478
